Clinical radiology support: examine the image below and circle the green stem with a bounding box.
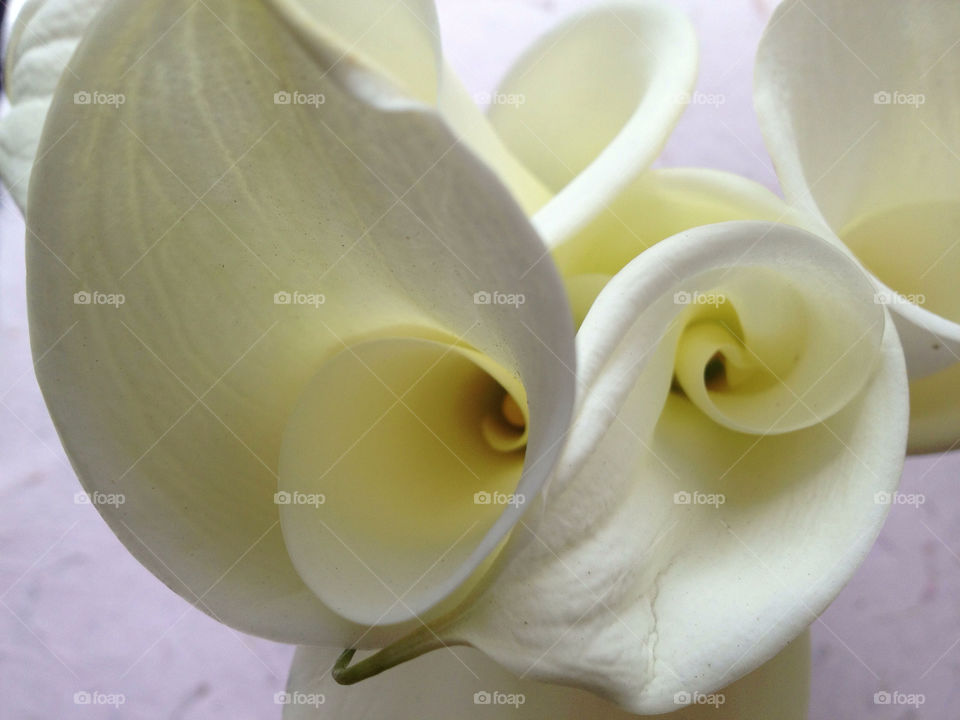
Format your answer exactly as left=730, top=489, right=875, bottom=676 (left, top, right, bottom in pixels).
left=332, top=625, right=452, bottom=685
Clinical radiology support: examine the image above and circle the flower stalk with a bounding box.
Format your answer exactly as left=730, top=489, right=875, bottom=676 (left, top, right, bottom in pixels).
left=332, top=626, right=454, bottom=685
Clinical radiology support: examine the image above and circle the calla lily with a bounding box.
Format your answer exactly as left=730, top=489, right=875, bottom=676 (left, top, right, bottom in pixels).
left=424, top=10, right=908, bottom=709
left=20, top=0, right=582, bottom=645
left=427, top=221, right=906, bottom=714
left=755, top=0, right=960, bottom=453
left=2, top=0, right=909, bottom=715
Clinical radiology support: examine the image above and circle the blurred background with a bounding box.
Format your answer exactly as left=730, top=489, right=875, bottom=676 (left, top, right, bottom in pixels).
left=1, top=0, right=958, bottom=717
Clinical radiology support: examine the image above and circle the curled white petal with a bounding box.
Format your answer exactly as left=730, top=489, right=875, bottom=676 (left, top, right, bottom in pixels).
left=447, top=222, right=907, bottom=713
left=755, top=0, right=960, bottom=450
left=479, top=0, right=698, bottom=247
left=26, top=0, right=575, bottom=645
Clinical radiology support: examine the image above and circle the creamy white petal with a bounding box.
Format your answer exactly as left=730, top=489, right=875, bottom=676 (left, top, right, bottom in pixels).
left=281, top=630, right=809, bottom=719
left=446, top=222, right=907, bottom=713
left=545, top=167, right=818, bottom=328
left=436, top=62, right=552, bottom=215
left=550, top=167, right=816, bottom=277
left=755, top=0, right=960, bottom=448
left=0, top=0, right=444, bottom=212
left=483, top=0, right=697, bottom=248
left=262, top=0, right=440, bottom=106
left=26, top=0, right=575, bottom=645
left=0, top=0, right=107, bottom=210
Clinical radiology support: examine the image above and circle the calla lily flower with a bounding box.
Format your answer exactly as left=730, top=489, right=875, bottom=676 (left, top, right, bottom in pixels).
left=1, top=0, right=909, bottom=715
left=17, top=0, right=583, bottom=644
left=755, top=0, right=960, bottom=453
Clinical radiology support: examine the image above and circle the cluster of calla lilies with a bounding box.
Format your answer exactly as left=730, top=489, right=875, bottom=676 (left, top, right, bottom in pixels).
left=1, top=0, right=958, bottom=717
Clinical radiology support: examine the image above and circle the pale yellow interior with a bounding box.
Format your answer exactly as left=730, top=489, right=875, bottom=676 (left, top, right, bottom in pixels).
left=278, top=335, right=528, bottom=625
left=841, top=201, right=960, bottom=324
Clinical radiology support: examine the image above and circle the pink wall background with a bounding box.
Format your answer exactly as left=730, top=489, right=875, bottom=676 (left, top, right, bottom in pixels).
left=1, top=1, right=957, bottom=717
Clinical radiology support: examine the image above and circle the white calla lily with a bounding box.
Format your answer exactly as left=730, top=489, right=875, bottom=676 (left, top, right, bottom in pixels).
left=282, top=630, right=810, bottom=719
left=435, top=221, right=906, bottom=713
left=481, top=0, right=698, bottom=245
left=23, top=0, right=578, bottom=644
left=0, top=0, right=698, bottom=223
left=755, top=0, right=960, bottom=452
left=4, top=0, right=910, bottom=714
